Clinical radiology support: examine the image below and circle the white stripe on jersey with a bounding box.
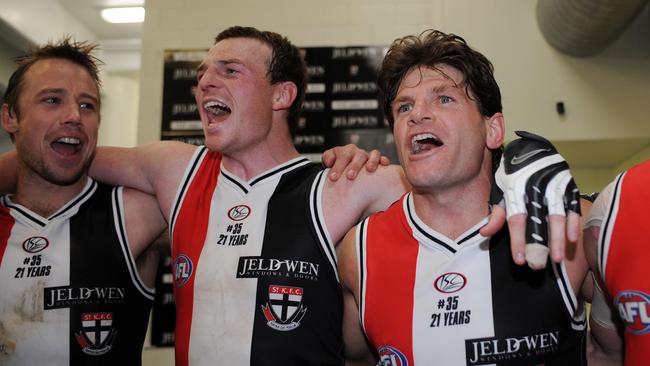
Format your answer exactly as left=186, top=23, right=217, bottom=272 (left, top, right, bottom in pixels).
left=598, top=172, right=625, bottom=279
left=309, top=169, right=338, bottom=282
left=111, top=187, right=155, bottom=300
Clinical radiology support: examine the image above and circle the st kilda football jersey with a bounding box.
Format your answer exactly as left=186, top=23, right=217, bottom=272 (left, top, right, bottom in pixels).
left=598, top=160, right=650, bottom=366
left=169, top=147, right=342, bottom=366
left=357, top=193, right=586, bottom=366
left=0, top=179, right=154, bottom=365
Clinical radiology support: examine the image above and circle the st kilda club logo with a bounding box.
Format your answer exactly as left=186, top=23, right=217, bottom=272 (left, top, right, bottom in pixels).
left=261, top=285, right=307, bottom=331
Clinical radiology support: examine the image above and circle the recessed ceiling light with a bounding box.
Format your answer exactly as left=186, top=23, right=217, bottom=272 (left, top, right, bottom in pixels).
left=101, top=7, right=145, bottom=23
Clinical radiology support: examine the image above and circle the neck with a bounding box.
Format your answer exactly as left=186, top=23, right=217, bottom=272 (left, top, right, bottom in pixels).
left=222, top=136, right=300, bottom=181
left=13, top=169, right=89, bottom=218
left=411, top=173, right=491, bottom=240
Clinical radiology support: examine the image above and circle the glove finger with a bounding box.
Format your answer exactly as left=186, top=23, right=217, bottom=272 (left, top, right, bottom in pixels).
left=545, top=169, right=572, bottom=216
left=564, top=178, right=581, bottom=215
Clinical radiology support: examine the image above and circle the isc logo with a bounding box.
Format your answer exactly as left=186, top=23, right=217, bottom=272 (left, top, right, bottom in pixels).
left=173, top=255, right=193, bottom=288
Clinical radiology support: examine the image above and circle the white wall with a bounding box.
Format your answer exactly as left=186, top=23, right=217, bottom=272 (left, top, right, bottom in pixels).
left=99, top=71, right=141, bottom=147
left=137, top=0, right=650, bottom=146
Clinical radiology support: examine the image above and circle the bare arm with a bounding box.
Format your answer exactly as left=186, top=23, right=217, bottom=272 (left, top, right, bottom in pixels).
left=322, top=164, right=409, bottom=245
left=91, top=141, right=197, bottom=219
left=583, top=225, right=624, bottom=365
left=123, top=187, right=168, bottom=287
left=338, top=229, right=377, bottom=366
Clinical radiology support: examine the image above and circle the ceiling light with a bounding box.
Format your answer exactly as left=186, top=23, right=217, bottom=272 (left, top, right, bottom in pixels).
left=101, top=7, right=145, bottom=23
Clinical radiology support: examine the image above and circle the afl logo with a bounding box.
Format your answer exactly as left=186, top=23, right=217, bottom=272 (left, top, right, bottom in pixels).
left=173, top=255, right=193, bottom=288
left=228, top=205, right=251, bottom=221
left=434, top=272, right=466, bottom=293
left=378, top=345, right=408, bottom=366
left=614, top=290, right=650, bottom=334
left=22, top=236, right=49, bottom=253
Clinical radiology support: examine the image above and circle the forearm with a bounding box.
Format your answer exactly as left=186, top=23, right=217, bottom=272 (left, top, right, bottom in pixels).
left=91, top=145, right=156, bottom=194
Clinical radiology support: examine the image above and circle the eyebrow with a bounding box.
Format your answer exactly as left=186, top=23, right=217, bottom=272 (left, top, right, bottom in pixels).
left=37, top=88, right=99, bottom=104
left=197, top=59, right=245, bottom=73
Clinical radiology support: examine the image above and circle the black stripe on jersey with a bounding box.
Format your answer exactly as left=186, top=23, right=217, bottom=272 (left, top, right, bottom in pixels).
left=68, top=183, right=153, bottom=365
left=2, top=198, right=47, bottom=227
left=250, top=158, right=311, bottom=186
left=310, top=170, right=337, bottom=276
left=551, top=262, right=585, bottom=329
left=170, top=146, right=208, bottom=232
left=50, top=179, right=97, bottom=221
left=405, top=196, right=456, bottom=253
left=249, top=162, right=344, bottom=366
left=599, top=172, right=624, bottom=275
left=357, top=218, right=368, bottom=328
left=457, top=227, right=481, bottom=245
left=488, top=229, right=586, bottom=365
left=222, top=170, right=249, bottom=193
left=111, top=187, right=155, bottom=299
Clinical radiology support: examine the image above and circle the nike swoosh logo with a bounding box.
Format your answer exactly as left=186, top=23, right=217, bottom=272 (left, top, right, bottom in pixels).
left=510, top=148, right=551, bottom=165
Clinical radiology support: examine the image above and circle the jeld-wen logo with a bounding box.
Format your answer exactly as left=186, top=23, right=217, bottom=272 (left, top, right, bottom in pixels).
left=466, top=331, right=560, bottom=365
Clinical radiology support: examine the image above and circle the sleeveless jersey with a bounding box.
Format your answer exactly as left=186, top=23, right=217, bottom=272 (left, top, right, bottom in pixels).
left=598, top=160, right=650, bottom=366
left=169, top=147, right=342, bottom=366
left=0, top=179, right=154, bottom=365
left=357, top=193, right=586, bottom=366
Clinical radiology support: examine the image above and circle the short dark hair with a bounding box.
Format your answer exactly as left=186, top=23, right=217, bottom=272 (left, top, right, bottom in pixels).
left=215, top=26, right=307, bottom=130
left=377, top=29, right=503, bottom=173
left=3, top=36, right=103, bottom=121
left=377, top=29, right=502, bottom=128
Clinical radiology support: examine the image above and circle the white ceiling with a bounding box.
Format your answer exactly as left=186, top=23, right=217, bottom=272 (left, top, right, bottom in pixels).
left=58, top=0, right=143, bottom=40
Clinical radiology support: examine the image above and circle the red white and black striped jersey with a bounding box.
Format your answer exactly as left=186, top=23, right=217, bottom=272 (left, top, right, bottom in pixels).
left=356, top=193, right=586, bottom=366
left=0, top=179, right=154, bottom=365
left=597, top=160, right=650, bottom=366
left=169, top=147, right=343, bottom=366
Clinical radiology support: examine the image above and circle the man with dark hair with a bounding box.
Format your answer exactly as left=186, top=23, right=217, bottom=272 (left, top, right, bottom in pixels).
left=0, top=37, right=166, bottom=365
left=337, top=29, right=620, bottom=365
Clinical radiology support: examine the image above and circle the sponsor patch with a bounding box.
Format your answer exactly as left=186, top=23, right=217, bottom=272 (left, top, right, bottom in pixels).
left=261, top=285, right=307, bottom=331
left=76, top=312, right=117, bottom=356
left=22, top=236, right=49, bottom=253
left=173, top=255, right=193, bottom=288
left=227, top=205, right=251, bottom=221
left=44, top=286, right=126, bottom=309
left=615, top=290, right=650, bottom=334
left=465, top=331, right=560, bottom=365
left=434, top=272, right=466, bottom=294
left=378, top=345, right=408, bottom=366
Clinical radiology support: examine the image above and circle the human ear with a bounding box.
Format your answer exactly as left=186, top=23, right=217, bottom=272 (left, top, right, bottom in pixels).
left=272, top=81, right=298, bottom=111
left=485, top=112, right=505, bottom=149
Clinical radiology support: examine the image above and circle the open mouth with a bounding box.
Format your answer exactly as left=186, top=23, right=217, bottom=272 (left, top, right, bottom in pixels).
left=411, top=133, right=443, bottom=154
left=204, top=100, right=231, bottom=117
left=51, top=137, right=81, bottom=156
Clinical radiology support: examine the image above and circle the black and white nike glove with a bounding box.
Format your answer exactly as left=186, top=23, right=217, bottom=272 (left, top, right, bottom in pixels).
left=491, top=131, right=580, bottom=269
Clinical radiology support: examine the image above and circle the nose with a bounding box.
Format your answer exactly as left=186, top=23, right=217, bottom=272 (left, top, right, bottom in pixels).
left=197, top=66, right=223, bottom=92
left=410, top=100, right=432, bottom=125
left=62, top=101, right=81, bottom=126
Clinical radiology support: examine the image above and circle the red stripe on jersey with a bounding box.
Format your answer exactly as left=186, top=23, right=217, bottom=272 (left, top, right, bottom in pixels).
left=172, top=151, right=222, bottom=366
left=363, top=202, right=418, bottom=364
left=604, top=161, right=650, bottom=366
left=0, top=205, right=15, bottom=264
